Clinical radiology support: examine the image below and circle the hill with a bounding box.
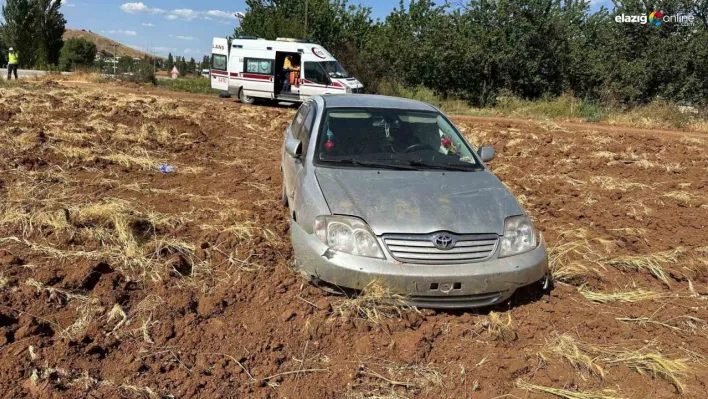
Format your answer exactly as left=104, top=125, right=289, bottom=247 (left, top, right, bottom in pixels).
left=63, top=29, right=164, bottom=59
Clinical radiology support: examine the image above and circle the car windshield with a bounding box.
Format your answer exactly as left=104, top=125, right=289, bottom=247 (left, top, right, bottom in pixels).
left=320, top=61, right=350, bottom=78
left=316, top=108, right=481, bottom=171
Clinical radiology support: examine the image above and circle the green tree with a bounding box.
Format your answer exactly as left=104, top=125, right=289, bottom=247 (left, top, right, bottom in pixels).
left=117, top=55, right=134, bottom=73
left=179, top=56, right=187, bottom=75
left=188, top=57, right=196, bottom=74
left=1, top=0, right=37, bottom=67
left=1, top=0, right=66, bottom=67
left=167, top=52, right=174, bottom=70
left=201, top=55, right=211, bottom=71
left=34, top=0, right=66, bottom=67
left=0, top=28, right=7, bottom=65
left=59, top=37, right=96, bottom=71
left=235, top=0, right=707, bottom=107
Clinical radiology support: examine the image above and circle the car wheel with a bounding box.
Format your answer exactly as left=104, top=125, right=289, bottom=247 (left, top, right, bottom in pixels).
left=239, top=89, right=255, bottom=104
left=282, top=183, right=289, bottom=207
left=219, top=91, right=231, bottom=99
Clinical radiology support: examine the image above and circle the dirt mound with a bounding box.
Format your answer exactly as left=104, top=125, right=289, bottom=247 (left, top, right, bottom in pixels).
left=0, top=83, right=707, bottom=398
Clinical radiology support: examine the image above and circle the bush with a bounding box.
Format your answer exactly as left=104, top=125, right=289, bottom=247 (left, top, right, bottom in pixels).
left=59, top=38, right=97, bottom=71
left=157, top=76, right=219, bottom=95
left=377, top=81, right=470, bottom=114
left=496, top=92, right=607, bottom=123
left=121, top=60, right=157, bottom=85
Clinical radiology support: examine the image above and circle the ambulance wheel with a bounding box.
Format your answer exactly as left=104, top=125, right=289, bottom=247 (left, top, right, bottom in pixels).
left=219, top=91, right=231, bottom=99
left=239, top=89, right=255, bottom=104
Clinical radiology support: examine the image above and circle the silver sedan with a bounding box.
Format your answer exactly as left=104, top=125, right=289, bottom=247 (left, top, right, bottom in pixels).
left=281, top=94, right=549, bottom=308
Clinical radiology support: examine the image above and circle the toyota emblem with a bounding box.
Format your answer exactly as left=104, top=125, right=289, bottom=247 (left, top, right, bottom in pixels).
left=432, top=234, right=455, bottom=250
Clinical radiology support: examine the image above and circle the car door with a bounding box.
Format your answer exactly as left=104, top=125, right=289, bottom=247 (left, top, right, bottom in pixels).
left=290, top=104, right=316, bottom=210
left=242, top=57, right=275, bottom=99
left=300, top=62, right=332, bottom=98
left=282, top=103, right=310, bottom=201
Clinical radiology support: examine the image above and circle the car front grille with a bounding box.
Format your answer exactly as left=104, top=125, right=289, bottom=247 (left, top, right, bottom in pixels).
left=382, top=233, right=499, bottom=264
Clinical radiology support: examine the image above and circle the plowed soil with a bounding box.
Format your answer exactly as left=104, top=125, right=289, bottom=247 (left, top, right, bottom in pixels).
left=1, top=81, right=707, bottom=399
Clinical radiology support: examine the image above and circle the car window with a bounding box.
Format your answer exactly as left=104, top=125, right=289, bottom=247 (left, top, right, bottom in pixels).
left=316, top=108, right=480, bottom=170
left=304, top=62, right=330, bottom=86
left=290, top=104, right=309, bottom=138
left=298, top=106, right=316, bottom=157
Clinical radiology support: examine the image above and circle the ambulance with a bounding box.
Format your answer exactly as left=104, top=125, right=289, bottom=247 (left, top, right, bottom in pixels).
left=210, top=36, right=364, bottom=104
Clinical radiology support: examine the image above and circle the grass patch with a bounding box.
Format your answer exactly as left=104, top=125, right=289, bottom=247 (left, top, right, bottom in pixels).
left=333, top=280, right=418, bottom=323
left=604, top=248, right=685, bottom=285
left=496, top=93, right=606, bottom=123
left=157, top=77, right=221, bottom=95
left=483, top=311, right=517, bottom=342
left=540, top=334, right=605, bottom=379
left=378, top=83, right=708, bottom=132
left=590, top=176, right=651, bottom=191
left=548, top=230, right=604, bottom=285
left=517, top=380, right=624, bottom=399
left=598, top=350, right=689, bottom=392
left=377, top=81, right=475, bottom=114
left=536, top=332, right=691, bottom=393
left=579, top=287, right=666, bottom=303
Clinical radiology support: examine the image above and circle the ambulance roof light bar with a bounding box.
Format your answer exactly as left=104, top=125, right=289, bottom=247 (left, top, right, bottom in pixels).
left=276, top=37, right=314, bottom=43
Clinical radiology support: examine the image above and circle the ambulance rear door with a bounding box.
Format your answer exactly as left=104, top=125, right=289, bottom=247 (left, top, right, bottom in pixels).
left=211, top=37, right=229, bottom=91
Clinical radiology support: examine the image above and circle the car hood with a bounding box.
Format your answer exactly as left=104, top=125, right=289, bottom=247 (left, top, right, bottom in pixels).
left=333, top=77, right=363, bottom=89
left=314, top=168, right=523, bottom=235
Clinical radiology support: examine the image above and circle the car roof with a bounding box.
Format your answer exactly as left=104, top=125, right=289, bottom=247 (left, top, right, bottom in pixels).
left=319, top=94, right=438, bottom=112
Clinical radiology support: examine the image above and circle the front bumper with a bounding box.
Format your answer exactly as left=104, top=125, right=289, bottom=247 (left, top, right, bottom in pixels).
left=291, top=221, right=549, bottom=309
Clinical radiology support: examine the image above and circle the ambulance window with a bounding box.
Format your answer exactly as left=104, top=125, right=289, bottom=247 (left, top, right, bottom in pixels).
left=304, top=62, right=330, bottom=86
left=212, top=55, right=227, bottom=71
left=245, top=58, right=273, bottom=75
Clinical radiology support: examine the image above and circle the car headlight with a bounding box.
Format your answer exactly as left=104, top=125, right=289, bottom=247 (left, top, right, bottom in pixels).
left=314, top=216, right=384, bottom=259
left=498, top=215, right=537, bottom=258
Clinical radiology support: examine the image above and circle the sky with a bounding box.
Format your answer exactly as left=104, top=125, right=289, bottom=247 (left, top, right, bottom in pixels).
left=59, top=0, right=415, bottom=60
left=1, top=0, right=611, bottom=60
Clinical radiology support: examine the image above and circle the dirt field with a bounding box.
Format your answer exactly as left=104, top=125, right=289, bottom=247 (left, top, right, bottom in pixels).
left=1, top=81, right=707, bottom=399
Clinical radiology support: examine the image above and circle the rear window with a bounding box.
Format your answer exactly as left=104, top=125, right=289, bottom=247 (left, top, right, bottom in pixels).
left=212, top=55, right=227, bottom=71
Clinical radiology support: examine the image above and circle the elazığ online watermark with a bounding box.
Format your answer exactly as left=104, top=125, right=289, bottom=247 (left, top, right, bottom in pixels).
left=615, top=11, right=695, bottom=26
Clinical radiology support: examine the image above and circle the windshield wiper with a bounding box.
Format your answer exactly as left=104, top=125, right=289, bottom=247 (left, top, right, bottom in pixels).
left=325, top=159, right=418, bottom=170
left=407, top=160, right=482, bottom=171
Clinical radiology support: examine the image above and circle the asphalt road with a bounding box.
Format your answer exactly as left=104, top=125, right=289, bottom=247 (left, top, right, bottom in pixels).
left=1, top=69, right=72, bottom=80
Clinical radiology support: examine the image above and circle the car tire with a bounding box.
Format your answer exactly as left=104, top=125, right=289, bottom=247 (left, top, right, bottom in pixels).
left=219, top=91, right=231, bottom=99
left=239, top=89, right=255, bottom=104
left=282, top=184, right=289, bottom=208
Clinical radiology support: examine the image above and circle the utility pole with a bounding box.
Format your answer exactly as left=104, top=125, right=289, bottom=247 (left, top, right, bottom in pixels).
left=112, top=44, right=119, bottom=76
left=304, top=0, right=308, bottom=38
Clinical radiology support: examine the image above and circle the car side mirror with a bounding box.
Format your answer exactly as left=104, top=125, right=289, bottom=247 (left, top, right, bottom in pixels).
left=285, top=137, right=303, bottom=159
left=478, top=146, right=496, bottom=162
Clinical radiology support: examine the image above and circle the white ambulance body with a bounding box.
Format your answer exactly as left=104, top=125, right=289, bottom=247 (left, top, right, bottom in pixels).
left=211, top=36, right=363, bottom=103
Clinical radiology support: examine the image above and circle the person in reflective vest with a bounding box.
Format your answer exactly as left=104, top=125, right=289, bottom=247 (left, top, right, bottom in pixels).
left=7, top=47, right=18, bottom=80
left=283, top=55, right=293, bottom=92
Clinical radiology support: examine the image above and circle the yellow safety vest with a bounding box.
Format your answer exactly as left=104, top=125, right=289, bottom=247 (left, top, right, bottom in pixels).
left=8, top=52, right=18, bottom=64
